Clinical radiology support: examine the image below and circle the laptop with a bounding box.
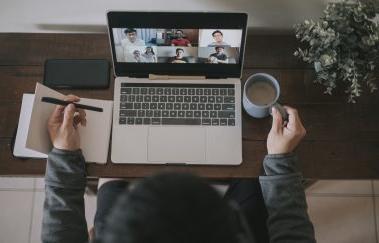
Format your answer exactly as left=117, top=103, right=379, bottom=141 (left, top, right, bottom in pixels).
left=107, top=11, right=248, bottom=165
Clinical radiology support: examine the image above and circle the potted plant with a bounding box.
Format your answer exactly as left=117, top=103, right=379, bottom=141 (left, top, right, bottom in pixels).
left=294, top=0, right=379, bottom=103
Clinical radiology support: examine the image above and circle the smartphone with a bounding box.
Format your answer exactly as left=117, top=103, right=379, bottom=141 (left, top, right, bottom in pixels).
left=43, top=59, right=110, bottom=89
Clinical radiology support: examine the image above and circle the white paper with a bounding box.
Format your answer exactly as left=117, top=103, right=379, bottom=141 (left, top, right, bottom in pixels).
left=26, top=83, right=113, bottom=164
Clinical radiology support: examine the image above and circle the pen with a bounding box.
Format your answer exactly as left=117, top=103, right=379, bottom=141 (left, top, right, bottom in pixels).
left=41, top=97, right=103, bottom=112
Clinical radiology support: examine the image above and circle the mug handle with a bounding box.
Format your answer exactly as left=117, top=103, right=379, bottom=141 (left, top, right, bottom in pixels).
left=269, top=103, right=289, bottom=122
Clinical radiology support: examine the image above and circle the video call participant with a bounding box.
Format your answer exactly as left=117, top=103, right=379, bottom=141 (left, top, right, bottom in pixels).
left=208, top=30, right=231, bottom=47
left=171, top=29, right=192, bottom=47
left=169, top=48, right=189, bottom=63
left=208, top=46, right=229, bottom=64
left=141, top=47, right=157, bottom=63
left=122, top=28, right=145, bottom=46
left=131, top=50, right=145, bottom=63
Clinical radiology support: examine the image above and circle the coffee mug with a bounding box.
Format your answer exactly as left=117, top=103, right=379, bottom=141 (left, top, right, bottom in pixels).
left=243, top=73, right=287, bottom=120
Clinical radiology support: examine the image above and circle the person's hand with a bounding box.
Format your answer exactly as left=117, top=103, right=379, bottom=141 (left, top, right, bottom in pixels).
left=47, top=95, right=86, bottom=151
left=267, top=106, right=306, bottom=154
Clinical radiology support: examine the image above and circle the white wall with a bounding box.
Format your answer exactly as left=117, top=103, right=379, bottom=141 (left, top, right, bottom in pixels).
left=0, top=0, right=333, bottom=33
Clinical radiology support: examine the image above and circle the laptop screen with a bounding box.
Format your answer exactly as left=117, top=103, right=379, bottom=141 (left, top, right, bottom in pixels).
left=107, top=12, right=248, bottom=78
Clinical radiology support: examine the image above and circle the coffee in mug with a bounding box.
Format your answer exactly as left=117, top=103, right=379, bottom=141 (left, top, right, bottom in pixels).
left=246, top=81, right=277, bottom=106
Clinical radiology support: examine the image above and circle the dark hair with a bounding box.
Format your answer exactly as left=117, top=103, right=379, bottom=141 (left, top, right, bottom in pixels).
left=212, top=30, right=223, bottom=36
left=215, top=46, right=225, bottom=50
left=176, top=48, right=184, bottom=54
left=124, top=28, right=137, bottom=34
left=176, top=29, right=184, bottom=34
left=145, top=46, right=155, bottom=55
left=101, top=173, right=239, bottom=243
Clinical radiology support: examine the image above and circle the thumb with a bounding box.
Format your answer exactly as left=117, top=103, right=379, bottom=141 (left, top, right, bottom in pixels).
left=271, top=107, right=283, bottom=134
left=62, top=104, right=76, bottom=129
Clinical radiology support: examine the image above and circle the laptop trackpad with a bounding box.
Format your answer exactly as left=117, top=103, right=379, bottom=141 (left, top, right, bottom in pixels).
left=148, top=127, right=206, bottom=163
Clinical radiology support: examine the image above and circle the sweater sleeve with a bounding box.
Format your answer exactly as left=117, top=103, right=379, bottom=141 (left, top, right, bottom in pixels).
left=259, top=153, right=316, bottom=243
left=41, top=148, right=88, bottom=243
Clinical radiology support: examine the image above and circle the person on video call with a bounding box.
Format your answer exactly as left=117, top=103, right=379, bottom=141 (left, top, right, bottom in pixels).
left=121, top=28, right=145, bottom=46
left=131, top=50, right=145, bottom=63
left=41, top=94, right=316, bottom=243
left=171, top=29, right=192, bottom=47
left=208, top=30, right=231, bottom=47
left=208, top=46, right=229, bottom=64
left=169, top=48, right=189, bottom=63
left=141, top=46, right=157, bottom=63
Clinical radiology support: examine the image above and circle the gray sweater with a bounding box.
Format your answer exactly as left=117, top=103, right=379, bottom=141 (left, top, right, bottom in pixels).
left=42, top=148, right=316, bottom=243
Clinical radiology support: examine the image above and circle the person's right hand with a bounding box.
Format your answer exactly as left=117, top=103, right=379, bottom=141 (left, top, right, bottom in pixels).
left=267, top=106, right=306, bottom=155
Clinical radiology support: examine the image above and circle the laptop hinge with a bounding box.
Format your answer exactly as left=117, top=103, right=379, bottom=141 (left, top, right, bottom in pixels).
left=149, top=74, right=206, bottom=80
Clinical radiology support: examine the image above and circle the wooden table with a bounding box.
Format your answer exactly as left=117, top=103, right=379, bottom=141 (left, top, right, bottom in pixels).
left=0, top=33, right=378, bottom=179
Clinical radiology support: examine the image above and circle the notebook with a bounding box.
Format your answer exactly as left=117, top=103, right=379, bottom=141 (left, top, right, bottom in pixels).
left=17, top=83, right=113, bottom=164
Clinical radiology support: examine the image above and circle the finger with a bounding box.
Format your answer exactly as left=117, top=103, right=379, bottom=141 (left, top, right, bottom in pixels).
left=48, top=105, right=65, bottom=124
left=62, top=104, right=76, bottom=129
left=270, top=106, right=283, bottom=134
left=283, top=105, right=300, bottom=126
left=77, top=108, right=87, bottom=126
left=64, top=94, right=80, bottom=103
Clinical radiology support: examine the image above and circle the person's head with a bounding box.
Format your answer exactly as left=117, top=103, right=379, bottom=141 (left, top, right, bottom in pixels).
left=133, top=50, right=140, bottom=58
left=124, top=28, right=138, bottom=42
left=175, top=29, right=184, bottom=39
left=101, top=173, right=241, bottom=243
left=145, top=46, right=154, bottom=55
left=212, top=30, right=224, bottom=42
left=215, top=46, right=224, bottom=54
left=176, top=48, right=184, bottom=58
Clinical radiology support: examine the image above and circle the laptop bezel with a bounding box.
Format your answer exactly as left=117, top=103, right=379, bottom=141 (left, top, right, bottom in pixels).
left=106, top=11, right=248, bottom=79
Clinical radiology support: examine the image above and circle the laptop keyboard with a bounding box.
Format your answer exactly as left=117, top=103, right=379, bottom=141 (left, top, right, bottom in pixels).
left=118, top=83, right=236, bottom=126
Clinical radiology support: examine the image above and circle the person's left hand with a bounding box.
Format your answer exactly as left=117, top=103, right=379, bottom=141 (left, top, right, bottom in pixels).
left=47, top=95, right=86, bottom=151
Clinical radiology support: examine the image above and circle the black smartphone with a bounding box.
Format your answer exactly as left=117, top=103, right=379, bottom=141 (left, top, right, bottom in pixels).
left=43, top=59, right=110, bottom=89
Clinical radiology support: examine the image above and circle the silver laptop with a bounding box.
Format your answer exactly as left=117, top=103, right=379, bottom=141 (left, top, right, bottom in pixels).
left=107, top=11, right=248, bottom=165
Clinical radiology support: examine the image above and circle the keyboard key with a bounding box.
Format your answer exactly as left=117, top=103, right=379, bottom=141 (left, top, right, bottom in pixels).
left=176, top=96, right=183, bottom=102
left=119, top=117, right=127, bottom=124
left=152, top=96, right=159, bottom=102
left=128, top=96, right=136, bottom=102
left=136, top=95, right=143, bottom=102
left=218, top=111, right=235, bottom=118
left=120, top=102, right=133, bottom=109
left=157, top=88, right=163, bottom=95
left=204, top=89, right=211, bottom=95
left=141, top=88, right=148, bottom=94
left=228, top=88, right=235, bottom=96
left=220, top=119, right=227, bottom=126
left=206, top=104, right=213, bottom=110
left=173, top=88, right=179, bottom=95
left=120, top=95, right=128, bottom=102
left=222, top=104, right=235, bottom=111
left=127, top=118, right=135, bottom=125
left=134, top=103, right=141, bottom=109
left=184, top=96, right=191, bottom=102
left=142, top=103, right=149, bottom=109
left=202, top=111, right=210, bottom=118
left=166, top=103, right=173, bottom=110
left=190, top=103, right=197, bottom=110
left=182, top=103, right=189, bottom=110
left=154, top=110, right=161, bottom=117
left=178, top=111, right=185, bottom=117
left=121, top=88, right=132, bottom=94
left=132, top=88, right=140, bottom=94
left=137, top=110, right=145, bottom=117
left=186, top=111, right=193, bottom=117
left=146, top=110, right=153, bottom=117
left=214, top=104, right=221, bottom=110
left=160, top=96, right=167, bottom=102
left=158, top=103, right=165, bottom=110
left=135, top=118, right=143, bottom=124
left=196, top=89, right=203, bottom=95
left=208, top=96, right=215, bottom=103
left=216, top=96, right=223, bottom=103
left=228, top=119, right=235, bottom=126
left=149, top=88, right=155, bottom=95
left=210, top=111, right=217, bottom=118
left=220, top=89, right=227, bottom=95
left=202, top=119, right=211, bottom=125
left=194, top=111, right=201, bottom=117
left=162, top=118, right=201, bottom=125
left=192, top=96, right=199, bottom=102
left=180, top=89, right=187, bottom=95
left=162, top=110, right=170, bottom=117
left=212, top=119, right=219, bottom=125
left=164, top=88, right=171, bottom=95
left=170, top=111, right=177, bottom=117
left=152, top=118, right=161, bottom=125
left=144, top=96, right=151, bottom=102
left=168, top=96, right=175, bottom=102
left=150, top=103, right=158, bottom=109
left=121, top=110, right=137, bottom=117
left=188, top=88, right=195, bottom=95
left=174, top=103, right=181, bottom=110
left=200, top=96, right=207, bottom=103
left=224, top=97, right=235, bottom=103
left=212, top=89, right=219, bottom=95
left=198, top=104, right=205, bottom=110
left=143, top=118, right=151, bottom=124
